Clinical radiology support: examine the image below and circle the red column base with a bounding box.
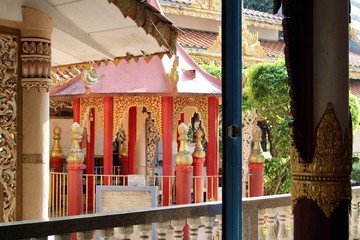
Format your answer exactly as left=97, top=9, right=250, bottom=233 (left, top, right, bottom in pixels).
left=50, top=157, right=63, bottom=172
left=193, top=158, right=205, bottom=203
left=120, top=156, right=129, bottom=185
left=248, top=163, right=265, bottom=197
left=175, top=166, right=193, bottom=205
left=67, top=164, right=85, bottom=216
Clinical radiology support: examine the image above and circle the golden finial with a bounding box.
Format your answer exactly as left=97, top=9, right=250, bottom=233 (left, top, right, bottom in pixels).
left=248, top=125, right=265, bottom=164
left=176, top=123, right=193, bottom=166
left=66, top=122, right=84, bottom=164
left=120, top=132, right=128, bottom=158
left=192, top=128, right=206, bottom=159
left=50, top=126, right=63, bottom=158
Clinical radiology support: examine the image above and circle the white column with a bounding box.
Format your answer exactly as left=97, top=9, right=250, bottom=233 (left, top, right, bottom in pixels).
left=21, top=7, right=54, bottom=220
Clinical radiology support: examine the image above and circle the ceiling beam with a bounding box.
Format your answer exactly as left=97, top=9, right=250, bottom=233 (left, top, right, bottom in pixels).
left=22, top=0, right=116, bottom=59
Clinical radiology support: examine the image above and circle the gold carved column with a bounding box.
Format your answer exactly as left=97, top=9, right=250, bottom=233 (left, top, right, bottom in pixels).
left=20, top=7, right=54, bottom=220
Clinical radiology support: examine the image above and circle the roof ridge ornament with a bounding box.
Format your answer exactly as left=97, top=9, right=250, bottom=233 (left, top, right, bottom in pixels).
left=166, top=55, right=179, bottom=85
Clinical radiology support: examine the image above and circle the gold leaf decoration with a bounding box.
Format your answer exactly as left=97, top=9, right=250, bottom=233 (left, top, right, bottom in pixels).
left=291, top=103, right=352, bottom=217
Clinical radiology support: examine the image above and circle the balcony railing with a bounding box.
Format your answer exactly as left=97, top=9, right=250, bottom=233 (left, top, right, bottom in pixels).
left=3, top=187, right=360, bottom=239
left=49, top=172, right=221, bottom=217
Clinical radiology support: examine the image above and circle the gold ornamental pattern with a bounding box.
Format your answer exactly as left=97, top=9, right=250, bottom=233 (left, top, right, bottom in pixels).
left=0, top=33, right=18, bottom=222
left=80, top=97, right=104, bottom=132
left=113, top=96, right=162, bottom=140
left=173, top=97, right=208, bottom=140
left=291, top=103, right=352, bottom=218
left=21, top=38, right=52, bottom=92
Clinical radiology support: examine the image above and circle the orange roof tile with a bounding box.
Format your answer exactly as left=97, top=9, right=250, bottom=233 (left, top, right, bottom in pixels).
left=350, top=79, right=360, bottom=98
left=178, top=29, right=217, bottom=49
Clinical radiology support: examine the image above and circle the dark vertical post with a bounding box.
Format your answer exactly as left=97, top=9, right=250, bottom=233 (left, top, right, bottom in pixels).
left=222, top=0, right=242, bottom=239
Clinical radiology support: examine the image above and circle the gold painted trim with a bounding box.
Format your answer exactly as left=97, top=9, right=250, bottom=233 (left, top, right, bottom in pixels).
left=23, top=154, right=48, bottom=164
left=291, top=103, right=352, bottom=217
left=173, top=97, right=208, bottom=140
left=80, top=97, right=105, bottom=132
left=113, top=96, right=162, bottom=140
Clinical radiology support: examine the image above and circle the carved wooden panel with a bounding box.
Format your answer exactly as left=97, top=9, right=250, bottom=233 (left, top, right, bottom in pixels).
left=0, top=33, right=18, bottom=222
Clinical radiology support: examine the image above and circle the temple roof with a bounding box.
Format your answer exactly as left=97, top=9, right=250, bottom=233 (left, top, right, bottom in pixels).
left=50, top=44, right=221, bottom=98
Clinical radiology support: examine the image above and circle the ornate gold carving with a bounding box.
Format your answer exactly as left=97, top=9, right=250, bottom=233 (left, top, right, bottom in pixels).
left=173, top=97, right=208, bottom=140
left=50, top=127, right=63, bottom=158
left=113, top=96, right=162, bottom=140
left=49, top=99, right=73, bottom=116
left=0, top=33, right=18, bottom=222
left=176, top=123, right=193, bottom=166
left=66, top=122, right=85, bottom=164
left=350, top=23, right=360, bottom=42
left=21, top=38, right=52, bottom=92
left=162, top=4, right=221, bottom=20
left=80, top=97, right=104, bottom=132
left=145, top=113, right=160, bottom=185
left=291, top=103, right=352, bottom=217
left=166, top=56, right=179, bottom=85
left=242, top=21, right=267, bottom=57
left=192, top=128, right=206, bottom=158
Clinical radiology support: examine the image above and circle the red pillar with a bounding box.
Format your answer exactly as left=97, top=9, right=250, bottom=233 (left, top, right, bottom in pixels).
left=67, top=164, right=85, bottom=216
left=103, top=97, right=113, bottom=185
left=128, top=106, right=137, bottom=175
left=248, top=163, right=265, bottom=197
left=86, top=108, right=95, bottom=209
left=175, top=166, right=193, bottom=204
left=207, top=97, right=219, bottom=201
left=162, top=96, right=173, bottom=206
left=193, top=158, right=205, bottom=203
left=73, top=97, right=80, bottom=124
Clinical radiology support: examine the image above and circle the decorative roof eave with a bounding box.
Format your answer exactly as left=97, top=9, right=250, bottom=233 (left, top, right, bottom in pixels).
left=109, top=0, right=179, bottom=55
left=161, top=3, right=282, bottom=30
left=185, top=49, right=278, bottom=66
left=51, top=52, right=170, bottom=87
left=161, top=3, right=221, bottom=20
left=245, top=18, right=282, bottom=31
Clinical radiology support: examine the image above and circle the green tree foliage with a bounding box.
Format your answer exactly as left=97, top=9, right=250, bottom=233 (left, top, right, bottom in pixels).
left=350, top=92, right=360, bottom=131
left=199, top=63, right=222, bottom=78
left=244, top=59, right=291, bottom=194
left=244, top=59, right=360, bottom=195
left=243, top=0, right=274, bottom=14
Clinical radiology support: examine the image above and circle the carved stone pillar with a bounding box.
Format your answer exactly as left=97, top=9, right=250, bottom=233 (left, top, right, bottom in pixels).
left=20, top=7, right=53, bottom=220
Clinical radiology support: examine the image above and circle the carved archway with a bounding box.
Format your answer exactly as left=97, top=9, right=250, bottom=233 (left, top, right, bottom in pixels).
left=173, top=97, right=208, bottom=140
left=113, top=96, right=162, bottom=141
